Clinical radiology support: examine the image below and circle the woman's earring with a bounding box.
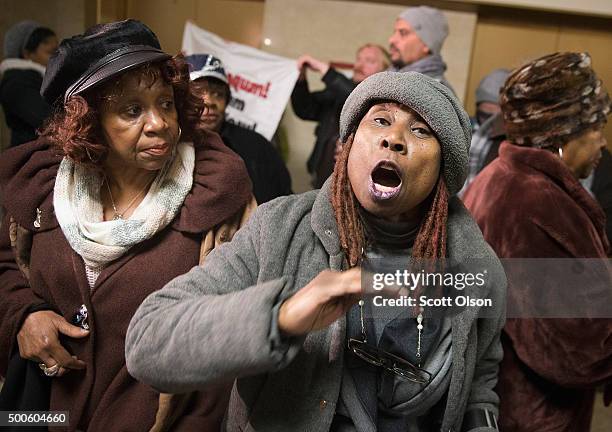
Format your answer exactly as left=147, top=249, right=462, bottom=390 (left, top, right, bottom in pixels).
left=171, top=127, right=182, bottom=159
left=85, top=147, right=99, bottom=164
left=558, top=146, right=564, bottom=159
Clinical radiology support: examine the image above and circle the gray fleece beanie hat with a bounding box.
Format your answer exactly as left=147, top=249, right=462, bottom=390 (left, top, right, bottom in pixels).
left=339, top=71, right=471, bottom=196
left=476, top=68, right=510, bottom=105
left=398, top=6, right=448, bottom=56
left=3, top=20, right=40, bottom=59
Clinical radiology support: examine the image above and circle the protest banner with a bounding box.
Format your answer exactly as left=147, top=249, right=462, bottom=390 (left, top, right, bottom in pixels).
left=182, top=21, right=299, bottom=141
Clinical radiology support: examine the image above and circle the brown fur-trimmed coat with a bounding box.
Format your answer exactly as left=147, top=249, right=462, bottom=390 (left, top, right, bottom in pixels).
left=463, top=140, right=612, bottom=432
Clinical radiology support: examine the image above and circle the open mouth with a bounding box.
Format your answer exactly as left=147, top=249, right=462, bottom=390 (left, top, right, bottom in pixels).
left=369, top=160, right=403, bottom=200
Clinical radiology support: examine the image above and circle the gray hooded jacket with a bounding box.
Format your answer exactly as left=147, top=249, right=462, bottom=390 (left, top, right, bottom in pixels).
left=126, top=180, right=506, bottom=432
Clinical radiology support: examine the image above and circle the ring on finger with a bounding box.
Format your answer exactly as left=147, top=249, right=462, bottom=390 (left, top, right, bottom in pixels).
left=43, top=364, right=60, bottom=377
left=39, top=362, right=60, bottom=377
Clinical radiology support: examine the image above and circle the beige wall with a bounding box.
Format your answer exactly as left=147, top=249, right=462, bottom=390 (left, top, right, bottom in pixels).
left=447, top=0, right=612, bottom=17
left=263, top=0, right=476, bottom=192
left=124, top=0, right=264, bottom=53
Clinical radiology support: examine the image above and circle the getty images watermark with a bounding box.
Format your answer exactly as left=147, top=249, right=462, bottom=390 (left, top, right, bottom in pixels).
left=360, top=257, right=612, bottom=319
left=370, top=268, right=491, bottom=308
left=360, top=257, right=499, bottom=319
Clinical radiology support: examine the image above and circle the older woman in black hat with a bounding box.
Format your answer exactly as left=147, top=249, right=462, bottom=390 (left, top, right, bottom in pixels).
left=0, top=20, right=254, bottom=431
left=127, top=71, right=506, bottom=432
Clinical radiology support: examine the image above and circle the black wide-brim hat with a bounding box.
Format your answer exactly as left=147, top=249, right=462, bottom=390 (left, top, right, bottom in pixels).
left=41, top=19, right=171, bottom=105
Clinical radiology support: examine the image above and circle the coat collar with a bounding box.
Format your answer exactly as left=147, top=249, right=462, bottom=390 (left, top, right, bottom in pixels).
left=0, top=132, right=252, bottom=235
left=310, top=178, right=343, bottom=259
left=311, top=176, right=504, bottom=429
left=169, top=130, right=252, bottom=233
left=0, top=58, right=46, bottom=76
left=310, top=177, right=498, bottom=286
left=499, top=140, right=609, bottom=252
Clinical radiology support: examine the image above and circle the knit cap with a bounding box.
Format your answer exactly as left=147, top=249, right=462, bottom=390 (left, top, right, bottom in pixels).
left=340, top=71, right=471, bottom=195
left=476, top=68, right=510, bottom=105
left=398, top=6, right=448, bottom=56
left=3, top=20, right=41, bottom=58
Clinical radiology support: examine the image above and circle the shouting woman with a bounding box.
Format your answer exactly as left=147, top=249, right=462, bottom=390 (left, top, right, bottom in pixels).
left=127, top=71, right=506, bottom=432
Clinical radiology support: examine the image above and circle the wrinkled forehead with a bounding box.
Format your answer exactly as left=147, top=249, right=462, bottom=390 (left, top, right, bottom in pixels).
left=99, top=64, right=170, bottom=100
left=363, top=101, right=427, bottom=122
left=357, top=45, right=382, bottom=57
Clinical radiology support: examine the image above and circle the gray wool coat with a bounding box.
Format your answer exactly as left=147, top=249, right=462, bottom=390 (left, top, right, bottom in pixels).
left=125, top=180, right=506, bottom=432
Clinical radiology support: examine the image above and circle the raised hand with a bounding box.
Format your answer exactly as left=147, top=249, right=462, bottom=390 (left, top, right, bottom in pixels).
left=278, top=268, right=361, bottom=336
left=296, top=54, right=330, bottom=78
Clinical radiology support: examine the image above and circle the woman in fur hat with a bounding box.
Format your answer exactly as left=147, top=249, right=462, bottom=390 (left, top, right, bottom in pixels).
left=464, top=52, right=612, bottom=432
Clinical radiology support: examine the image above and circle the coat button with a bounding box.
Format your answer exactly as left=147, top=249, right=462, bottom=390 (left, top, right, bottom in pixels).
left=319, top=399, right=328, bottom=410
left=33, top=208, right=42, bottom=229
left=325, top=229, right=332, bottom=236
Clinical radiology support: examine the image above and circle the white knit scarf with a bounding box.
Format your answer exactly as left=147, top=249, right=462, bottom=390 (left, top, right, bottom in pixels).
left=54, top=142, right=195, bottom=277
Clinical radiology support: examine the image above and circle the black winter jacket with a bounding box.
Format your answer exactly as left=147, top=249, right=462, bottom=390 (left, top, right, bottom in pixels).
left=291, top=68, right=355, bottom=188
left=0, top=61, right=50, bottom=147
left=220, top=121, right=292, bottom=204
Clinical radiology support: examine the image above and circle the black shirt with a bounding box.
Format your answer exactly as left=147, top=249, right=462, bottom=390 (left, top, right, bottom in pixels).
left=220, top=121, right=292, bottom=204
left=0, top=68, right=51, bottom=147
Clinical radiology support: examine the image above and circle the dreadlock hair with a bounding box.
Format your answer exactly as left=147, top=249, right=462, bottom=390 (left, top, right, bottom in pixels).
left=330, top=134, right=450, bottom=268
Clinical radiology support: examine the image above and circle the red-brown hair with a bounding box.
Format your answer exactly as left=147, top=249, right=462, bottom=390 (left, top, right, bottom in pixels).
left=41, top=54, right=205, bottom=166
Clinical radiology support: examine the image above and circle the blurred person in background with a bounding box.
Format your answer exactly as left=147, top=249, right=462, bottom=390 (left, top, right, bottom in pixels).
left=590, top=145, right=612, bottom=248
left=388, top=6, right=453, bottom=91
left=472, top=68, right=510, bottom=130
left=459, top=68, right=510, bottom=195
left=463, top=52, right=612, bottom=432
left=0, top=20, right=57, bottom=147
left=460, top=67, right=612, bottom=244
left=187, top=54, right=292, bottom=204
left=291, top=44, right=389, bottom=188
left=0, top=20, right=254, bottom=431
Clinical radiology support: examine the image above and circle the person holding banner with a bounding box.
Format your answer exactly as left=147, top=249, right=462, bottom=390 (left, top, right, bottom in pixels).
left=186, top=54, right=292, bottom=204
left=291, top=44, right=389, bottom=189
left=126, top=71, right=506, bottom=432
